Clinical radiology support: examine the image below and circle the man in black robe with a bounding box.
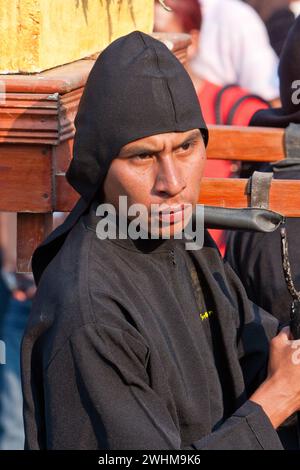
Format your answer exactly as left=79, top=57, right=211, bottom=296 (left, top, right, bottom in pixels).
left=225, top=18, right=300, bottom=448
left=21, top=31, right=300, bottom=450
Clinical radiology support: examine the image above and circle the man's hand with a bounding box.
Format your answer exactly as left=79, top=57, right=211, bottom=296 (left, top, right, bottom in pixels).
left=250, top=326, right=300, bottom=429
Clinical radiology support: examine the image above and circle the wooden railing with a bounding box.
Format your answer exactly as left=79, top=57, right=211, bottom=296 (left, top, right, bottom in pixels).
left=1, top=123, right=297, bottom=272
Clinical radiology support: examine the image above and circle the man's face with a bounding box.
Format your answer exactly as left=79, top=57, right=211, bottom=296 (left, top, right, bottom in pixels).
left=103, top=128, right=206, bottom=237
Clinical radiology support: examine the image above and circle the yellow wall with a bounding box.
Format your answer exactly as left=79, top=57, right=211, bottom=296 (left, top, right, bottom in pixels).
left=0, top=0, right=154, bottom=73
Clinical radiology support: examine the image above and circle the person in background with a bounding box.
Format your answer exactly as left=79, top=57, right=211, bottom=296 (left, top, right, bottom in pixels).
left=244, top=0, right=300, bottom=19
left=0, top=270, right=35, bottom=449
left=154, top=0, right=270, bottom=254
left=290, top=0, right=300, bottom=16
left=243, top=0, right=296, bottom=56
left=226, top=14, right=300, bottom=323
left=244, top=0, right=293, bottom=22
left=0, top=251, right=10, bottom=321
left=225, top=17, right=300, bottom=448
left=191, top=0, right=279, bottom=103
left=0, top=235, right=35, bottom=450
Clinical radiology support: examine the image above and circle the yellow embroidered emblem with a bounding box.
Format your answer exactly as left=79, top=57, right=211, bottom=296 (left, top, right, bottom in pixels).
left=199, top=310, right=213, bottom=321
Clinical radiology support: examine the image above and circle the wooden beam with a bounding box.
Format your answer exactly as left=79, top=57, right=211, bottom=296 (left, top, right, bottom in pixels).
left=53, top=174, right=300, bottom=217
left=199, top=178, right=300, bottom=217
left=1, top=60, right=95, bottom=94
left=0, top=144, right=52, bottom=212
left=55, top=174, right=79, bottom=212
left=53, top=139, right=73, bottom=174
left=206, top=125, right=285, bottom=162
left=13, top=176, right=300, bottom=274
left=0, top=213, right=16, bottom=271
left=17, top=213, right=53, bottom=273
left=0, top=89, right=82, bottom=145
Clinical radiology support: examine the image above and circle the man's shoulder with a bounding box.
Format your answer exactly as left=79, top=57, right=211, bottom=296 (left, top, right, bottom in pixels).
left=25, top=221, right=127, bottom=364
left=31, top=219, right=119, bottom=327
left=40, top=216, right=116, bottom=281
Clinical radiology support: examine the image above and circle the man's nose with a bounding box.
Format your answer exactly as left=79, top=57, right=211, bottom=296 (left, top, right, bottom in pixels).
left=153, top=154, right=186, bottom=197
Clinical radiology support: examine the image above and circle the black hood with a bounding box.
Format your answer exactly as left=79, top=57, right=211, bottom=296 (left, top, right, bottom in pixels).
left=67, top=30, right=208, bottom=203
left=32, top=31, right=208, bottom=284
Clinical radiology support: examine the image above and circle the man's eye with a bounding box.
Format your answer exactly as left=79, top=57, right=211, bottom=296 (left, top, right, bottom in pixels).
left=135, top=154, right=152, bottom=160
left=178, top=141, right=196, bottom=153
left=181, top=142, right=191, bottom=151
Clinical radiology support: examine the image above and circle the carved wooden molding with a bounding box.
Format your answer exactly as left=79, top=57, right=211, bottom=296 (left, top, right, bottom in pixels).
left=0, top=88, right=83, bottom=145
left=0, top=34, right=191, bottom=145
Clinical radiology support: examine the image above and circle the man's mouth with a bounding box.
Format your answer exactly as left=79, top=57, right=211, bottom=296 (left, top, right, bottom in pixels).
left=159, top=204, right=185, bottom=214
left=158, top=204, right=186, bottom=224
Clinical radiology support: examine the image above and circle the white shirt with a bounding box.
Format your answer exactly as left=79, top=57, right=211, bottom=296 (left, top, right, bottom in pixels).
left=192, top=0, right=279, bottom=100
left=291, top=0, right=300, bottom=17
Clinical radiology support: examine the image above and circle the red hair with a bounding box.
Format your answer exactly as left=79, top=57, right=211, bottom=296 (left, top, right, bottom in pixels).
left=163, top=0, right=202, bottom=33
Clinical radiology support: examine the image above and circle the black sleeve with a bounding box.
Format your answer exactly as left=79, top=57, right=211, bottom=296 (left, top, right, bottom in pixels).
left=222, top=259, right=280, bottom=393
left=44, top=320, right=282, bottom=450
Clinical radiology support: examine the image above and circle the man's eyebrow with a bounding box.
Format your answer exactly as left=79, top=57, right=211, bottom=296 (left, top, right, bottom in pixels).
left=119, top=144, right=159, bottom=158
left=171, top=130, right=202, bottom=151
left=119, top=130, right=202, bottom=158
left=177, top=130, right=202, bottom=146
